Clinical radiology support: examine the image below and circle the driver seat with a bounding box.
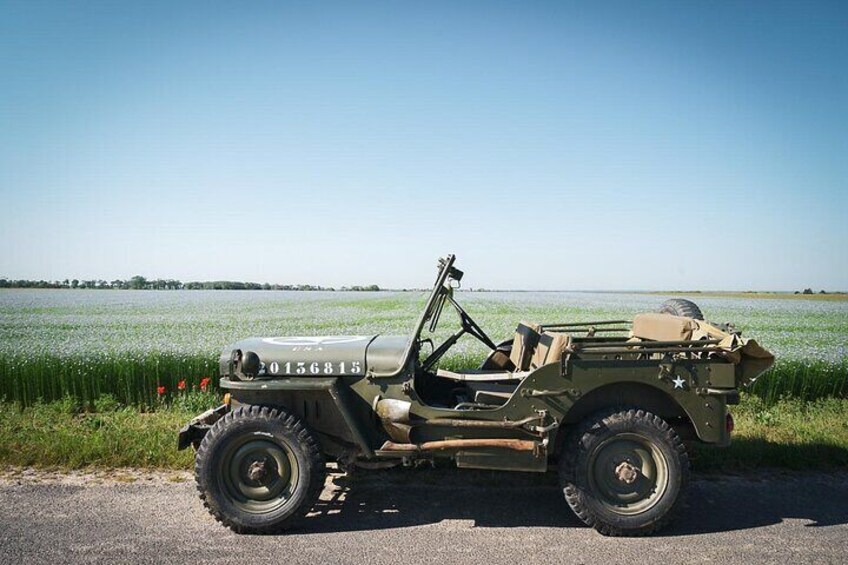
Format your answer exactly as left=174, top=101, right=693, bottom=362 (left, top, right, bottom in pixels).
left=436, top=321, right=560, bottom=382
left=464, top=331, right=573, bottom=405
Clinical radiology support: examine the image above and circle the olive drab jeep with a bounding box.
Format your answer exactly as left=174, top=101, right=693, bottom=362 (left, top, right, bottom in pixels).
left=179, top=255, right=774, bottom=536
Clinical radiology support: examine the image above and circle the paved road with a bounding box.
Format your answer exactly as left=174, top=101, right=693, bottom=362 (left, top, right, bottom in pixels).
left=1, top=468, right=846, bottom=564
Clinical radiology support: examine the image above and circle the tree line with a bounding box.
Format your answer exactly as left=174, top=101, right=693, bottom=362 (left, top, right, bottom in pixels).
left=0, top=275, right=380, bottom=292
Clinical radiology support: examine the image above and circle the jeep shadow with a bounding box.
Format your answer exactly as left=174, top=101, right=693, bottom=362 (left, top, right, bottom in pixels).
left=296, top=454, right=848, bottom=536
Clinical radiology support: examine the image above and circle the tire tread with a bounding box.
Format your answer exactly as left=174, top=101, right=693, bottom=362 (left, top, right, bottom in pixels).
left=194, top=405, right=325, bottom=534
left=559, top=407, right=690, bottom=536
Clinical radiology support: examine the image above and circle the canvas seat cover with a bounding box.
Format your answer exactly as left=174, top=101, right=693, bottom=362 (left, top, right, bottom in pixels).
left=530, top=331, right=572, bottom=370
left=510, top=321, right=542, bottom=371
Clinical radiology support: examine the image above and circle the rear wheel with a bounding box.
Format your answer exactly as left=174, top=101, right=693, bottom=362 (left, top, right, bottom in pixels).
left=195, top=405, right=325, bottom=534
left=659, top=298, right=704, bottom=320
left=559, top=408, right=689, bottom=536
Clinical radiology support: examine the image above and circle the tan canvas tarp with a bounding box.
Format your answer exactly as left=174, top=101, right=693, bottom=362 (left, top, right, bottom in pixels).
left=631, top=313, right=698, bottom=342
left=708, top=324, right=775, bottom=383
left=631, top=314, right=775, bottom=383
left=690, top=319, right=774, bottom=366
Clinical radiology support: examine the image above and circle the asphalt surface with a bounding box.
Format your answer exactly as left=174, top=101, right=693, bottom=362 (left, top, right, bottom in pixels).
left=1, top=468, right=847, bottom=565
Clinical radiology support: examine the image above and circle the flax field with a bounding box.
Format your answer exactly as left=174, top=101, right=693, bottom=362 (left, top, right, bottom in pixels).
left=1, top=289, right=846, bottom=409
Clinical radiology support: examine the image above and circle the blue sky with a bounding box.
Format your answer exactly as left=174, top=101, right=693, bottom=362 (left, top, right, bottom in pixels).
left=1, top=1, right=846, bottom=290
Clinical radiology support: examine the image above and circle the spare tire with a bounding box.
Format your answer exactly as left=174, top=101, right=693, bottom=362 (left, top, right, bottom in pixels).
left=659, top=298, right=704, bottom=320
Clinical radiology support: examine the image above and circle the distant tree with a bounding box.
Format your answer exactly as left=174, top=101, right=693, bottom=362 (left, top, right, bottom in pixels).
left=803, top=288, right=813, bottom=295
left=129, top=275, right=148, bottom=290
left=346, top=284, right=380, bottom=292
left=0, top=275, right=348, bottom=291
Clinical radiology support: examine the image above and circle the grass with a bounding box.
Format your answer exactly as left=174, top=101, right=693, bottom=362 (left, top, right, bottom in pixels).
left=0, top=391, right=218, bottom=469
left=748, top=359, right=848, bottom=405
left=0, top=402, right=197, bottom=469
left=1, top=395, right=845, bottom=471
left=693, top=395, right=848, bottom=471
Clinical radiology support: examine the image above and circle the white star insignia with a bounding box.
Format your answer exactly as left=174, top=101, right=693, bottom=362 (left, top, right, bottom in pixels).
left=672, top=376, right=686, bottom=389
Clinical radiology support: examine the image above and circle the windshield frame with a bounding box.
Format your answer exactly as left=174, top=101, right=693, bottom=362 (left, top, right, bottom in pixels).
left=412, top=254, right=457, bottom=342
left=368, top=254, right=462, bottom=378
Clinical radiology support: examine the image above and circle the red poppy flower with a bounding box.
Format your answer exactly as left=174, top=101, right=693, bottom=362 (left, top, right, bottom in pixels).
left=177, top=380, right=186, bottom=391
left=157, top=385, right=166, bottom=396
left=200, top=377, right=211, bottom=392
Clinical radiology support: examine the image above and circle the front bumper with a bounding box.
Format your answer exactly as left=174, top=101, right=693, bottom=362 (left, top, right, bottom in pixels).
left=177, top=404, right=230, bottom=451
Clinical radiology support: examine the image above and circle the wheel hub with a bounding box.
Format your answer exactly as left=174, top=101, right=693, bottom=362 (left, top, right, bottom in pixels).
left=587, top=434, right=669, bottom=516
left=615, top=461, right=639, bottom=484
left=247, top=459, right=267, bottom=482
left=219, top=438, right=299, bottom=514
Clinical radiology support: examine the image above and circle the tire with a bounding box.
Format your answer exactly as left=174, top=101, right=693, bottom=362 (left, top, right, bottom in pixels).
left=195, top=405, right=325, bottom=534
left=659, top=298, right=704, bottom=320
left=559, top=408, right=689, bottom=536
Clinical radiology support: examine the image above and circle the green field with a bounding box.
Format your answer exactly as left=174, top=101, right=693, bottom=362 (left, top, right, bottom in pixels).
left=1, top=288, right=846, bottom=407
left=646, top=291, right=848, bottom=301
left=0, top=288, right=846, bottom=470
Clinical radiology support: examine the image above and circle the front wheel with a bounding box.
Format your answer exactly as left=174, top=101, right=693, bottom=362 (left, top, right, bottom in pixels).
left=195, top=405, right=325, bottom=534
left=559, top=408, right=689, bottom=536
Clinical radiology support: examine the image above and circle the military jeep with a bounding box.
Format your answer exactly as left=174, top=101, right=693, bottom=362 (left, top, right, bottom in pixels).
left=179, top=255, right=773, bottom=536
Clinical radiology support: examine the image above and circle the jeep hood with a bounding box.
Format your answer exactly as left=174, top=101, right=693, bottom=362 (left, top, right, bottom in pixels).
left=219, top=334, right=410, bottom=378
